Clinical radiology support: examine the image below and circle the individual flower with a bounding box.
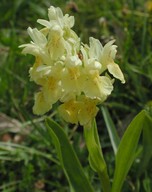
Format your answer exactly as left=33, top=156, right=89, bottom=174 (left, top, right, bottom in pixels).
left=88, top=37, right=125, bottom=83
left=58, top=99, right=80, bottom=124
left=33, top=91, right=52, bottom=115
left=32, top=63, right=63, bottom=115
left=37, top=6, right=74, bottom=30
left=42, top=61, right=63, bottom=102
left=45, top=25, right=66, bottom=60
left=60, top=55, right=83, bottom=101
left=58, top=96, right=99, bottom=126
left=80, top=44, right=114, bottom=102
left=29, top=56, right=51, bottom=85
left=19, top=27, right=48, bottom=58
left=82, top=71, right=114, bottom=102
left=77, top=96, right=99, bottom=125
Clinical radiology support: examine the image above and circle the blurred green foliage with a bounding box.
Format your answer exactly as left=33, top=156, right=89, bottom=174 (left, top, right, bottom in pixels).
left=0, top=0, right=152, bottom=191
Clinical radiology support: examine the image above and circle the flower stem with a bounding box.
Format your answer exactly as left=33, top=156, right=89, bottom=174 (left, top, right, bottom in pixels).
left=84, top=120, right=111, bottom=192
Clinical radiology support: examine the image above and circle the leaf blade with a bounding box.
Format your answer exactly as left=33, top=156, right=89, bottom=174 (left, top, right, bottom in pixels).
left=45, top=118, right=94, bottom=192
left=111, top=110, right=146, bottom=192
left=137, top=113, right=152, bottom=176
left=101, top=106, right=120, bottom=155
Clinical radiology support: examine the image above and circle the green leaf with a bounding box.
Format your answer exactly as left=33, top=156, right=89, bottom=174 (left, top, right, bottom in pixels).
left=45, top=118, right=94, bottom=192
left=111, top=110, right=146, bottom=192
left=101, top=106, right=120, bottom=155
left=137, top=113, right=152, bottom=176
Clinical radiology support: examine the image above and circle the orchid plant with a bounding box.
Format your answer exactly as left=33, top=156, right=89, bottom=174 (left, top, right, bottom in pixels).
left=20, top=6, right=152, bottom=192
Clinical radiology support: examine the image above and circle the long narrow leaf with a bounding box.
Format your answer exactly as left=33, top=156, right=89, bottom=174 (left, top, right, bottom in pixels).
left=101, top=106, right=120, bottom=155
left=45, top=118, right=94, bottom=192
left=111, top=110, right=146, bottom=192
left=137, top=113, right=152, bottom=176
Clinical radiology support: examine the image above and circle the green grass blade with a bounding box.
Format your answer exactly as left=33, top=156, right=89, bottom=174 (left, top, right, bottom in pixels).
left=101, top=106, right=120, bottom=155
left=45, top=118, right=94, bottom=192
left=111, top=110, right=146, bottom=192
left=0, top=141, right=57, bottom=164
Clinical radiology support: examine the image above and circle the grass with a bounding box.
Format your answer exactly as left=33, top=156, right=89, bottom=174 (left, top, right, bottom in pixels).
left=0, top=0, right=152, bottom=191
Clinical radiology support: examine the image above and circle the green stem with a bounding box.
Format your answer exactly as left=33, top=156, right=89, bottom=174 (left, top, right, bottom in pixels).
left=98, top=170, right=111, bottom=192
left=84, top=120, right=111, bottom=192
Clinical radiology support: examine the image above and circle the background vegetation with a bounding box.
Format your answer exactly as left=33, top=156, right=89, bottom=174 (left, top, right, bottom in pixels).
left=0, top=0, right=152, bottom=191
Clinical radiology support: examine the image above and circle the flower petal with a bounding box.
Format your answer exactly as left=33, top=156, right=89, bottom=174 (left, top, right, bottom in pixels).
left=107, top=63, right=125, bottom=83
left=83, top=72, right=113, bottom=101
left=33, top=92, right=52, bottom=115
left=78, top=96, right=99, bottom=125
left=58, top=100, right=79, bottom=124
left=89, top=37, right=103, bottom=59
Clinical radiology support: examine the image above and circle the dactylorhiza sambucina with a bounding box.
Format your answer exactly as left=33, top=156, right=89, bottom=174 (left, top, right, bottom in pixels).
left=20, top=6, right=125, bottom=126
